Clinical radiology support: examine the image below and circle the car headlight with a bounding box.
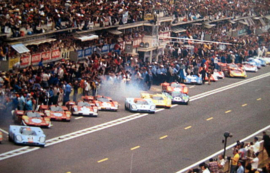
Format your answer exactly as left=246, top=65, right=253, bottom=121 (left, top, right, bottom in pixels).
left=131, top=104, right=137, bottom=109
left=16, top=135, right=22, bottom=142
left=66, top=112, right=71, bottom=117
left=39, top=136, right=46, bottom=143
left=150, top=105, right=155, bottom=110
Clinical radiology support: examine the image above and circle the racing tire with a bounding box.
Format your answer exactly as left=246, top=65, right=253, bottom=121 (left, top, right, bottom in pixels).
left=40, top=145, right=45, bottom=148
left=185, top=101, right=189, bottom=105
left=8, top=135, right=12, bottom=142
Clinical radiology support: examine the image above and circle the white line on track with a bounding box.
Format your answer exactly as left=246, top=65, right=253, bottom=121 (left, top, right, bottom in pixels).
left=75, top=117, right=83, bottom=120
left=175, top=125, right=270, bottom=173
left=0, top=128, right=8, bottom=134
left=1, top=72, right=270, bottom=161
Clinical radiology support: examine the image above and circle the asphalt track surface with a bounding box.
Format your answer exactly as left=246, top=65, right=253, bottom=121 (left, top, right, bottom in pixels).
left=0, top=67, right=270, bottom=173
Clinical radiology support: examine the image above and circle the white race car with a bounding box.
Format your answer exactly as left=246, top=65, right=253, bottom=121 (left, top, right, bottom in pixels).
left=242, top=62, right=258, bottom=72
left=125, top=98, right=155, bottom=113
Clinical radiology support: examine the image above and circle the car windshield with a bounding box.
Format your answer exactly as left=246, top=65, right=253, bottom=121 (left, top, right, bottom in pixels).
left=20, top=127, right=37, bottom=136
left=78, top=102, right=91, bottom=107
left=171, top=91, right=181, bottom=97
left=135, top=100, right=148, bottom=105
left=97, top=97, right=110, bottom=102
left=50, top=106, right=63, bottom=112
left=171, top=83, right=181, bottom=88
left=27, top=112, right=41, bottom=118
left=229, top=64, right=238, bottom=68
left=152, top=96, right=164, bottom=100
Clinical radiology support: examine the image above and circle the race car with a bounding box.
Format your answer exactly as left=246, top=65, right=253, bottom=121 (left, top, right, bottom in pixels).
left=81, top=96, right=95, bottom=102
left=246, top=58, right=262, bottom=69
left=241, top=62, right=258, bottom=72
left=71, top=101, right=98, bottom=117
left=22, top=111, right=51, bottom=128
left=163, top=91, right=189, bottom=105
left=141, top=93, right=171, bottom=108
left=13, top=110, right=27, bottom=123
left=161, top=82, right=189, bottom=94
left=9, top=125, right=46, bottom=147
left=125, top=98, right=155, bottom=113
left=184, top=75, right=203, bottom=85
left=92, top=95, right=119, bottom=111
left=223, top=64, right=247, bottom=78
left=0, top=131, right=2, bottom=144
left=204, top=73, right=218, bottom=82
left=213, top=69, right=225, bottom=79
left=251, top=56, right=267, bottom=67
left=262, top=53, right=270, bottom=64
left=40, top=105, right=71, bottom=121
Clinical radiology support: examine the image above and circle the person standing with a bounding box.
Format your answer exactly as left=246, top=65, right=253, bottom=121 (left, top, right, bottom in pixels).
left=63, top=82, right=72, bottom=105
left=253, top=137, right=260, bottom=155
left=218, top=155, right=226, bottom=173
left=73, top=80, right=79, bottom=102
left=237, top=161, right=245, bottom=173
left=200, top=66, right=207, bottom=84
left=208, top=158, right=219, bottom=173
left=231, top=149, right=240, bottom=173
left=199, top=162, right=210, bottom=173
left=262, top=131, right=270, bottom=158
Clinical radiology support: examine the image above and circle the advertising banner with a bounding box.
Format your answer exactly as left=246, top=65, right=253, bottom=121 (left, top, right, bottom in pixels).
left=84, top=47, right=92, bottom=56
left=51, top=49, right=61, bottom=59
left=31, top=53, right=41, bottom=64
left=8, top=57, right=20, bottom=69
left=21, top=55, right=31, bottom=66
left=41, top=51, right=51, bottom=61
left=109, top=44, right=115, bottom=51
left=102, top=44, right=109, bottom=53
left=77, top=49, right=84, bottom=58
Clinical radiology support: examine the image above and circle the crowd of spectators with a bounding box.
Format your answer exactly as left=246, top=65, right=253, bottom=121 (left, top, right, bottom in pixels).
left=1, top=0, right=270, bottom=38
left=187, top=132, right=270, bottom=173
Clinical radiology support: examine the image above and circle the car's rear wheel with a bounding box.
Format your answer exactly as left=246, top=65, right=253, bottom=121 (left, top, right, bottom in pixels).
left=8, top=135, right=12, bottom=142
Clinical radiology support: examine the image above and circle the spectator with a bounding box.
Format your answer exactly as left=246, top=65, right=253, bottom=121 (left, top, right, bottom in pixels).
left=262, top=131, right=270, bottom=158
left=237, top=161, right=245, bottom=173
left=231, top=149, right=240, bottom=173
left=253, top=137, right=260, bottom=155
left=63, top=82, right=72, bottom=105
left=217, top=154, right=226, bottom=173
left=208, top=158, right=219, bottom=173
left=199, top=162, right=211, bottom=173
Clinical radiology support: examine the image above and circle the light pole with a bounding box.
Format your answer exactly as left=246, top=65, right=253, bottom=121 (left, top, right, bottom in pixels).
left=223, top=131, right=232, bottom=157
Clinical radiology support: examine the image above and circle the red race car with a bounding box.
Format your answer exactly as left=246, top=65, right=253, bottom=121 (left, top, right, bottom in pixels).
left=161, top=82, right=188, bottom=94
left=92, top=95, right=119, bottom=111
left=39, top=105, right=71, bottom=121
left=21, top=111, right=51, bottom=128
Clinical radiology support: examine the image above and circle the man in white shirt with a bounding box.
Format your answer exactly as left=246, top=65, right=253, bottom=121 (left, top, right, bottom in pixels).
left=253, top=137, right=260, bottom=155
left=250, top=153, right=259, bottom=171
left=199, top=162, right=210, bottom=173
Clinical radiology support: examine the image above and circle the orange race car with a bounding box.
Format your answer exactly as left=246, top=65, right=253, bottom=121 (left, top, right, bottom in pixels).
left=161, top=82, right=188, bottom=94
left=92, top=95, right=119, bottom=111
left=39, top=105, right=71, bottom=122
